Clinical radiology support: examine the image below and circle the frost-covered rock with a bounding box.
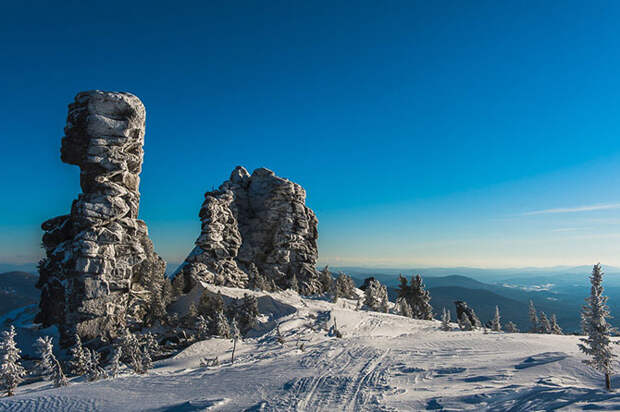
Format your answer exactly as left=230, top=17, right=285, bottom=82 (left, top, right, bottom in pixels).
left=36, top=91, right=166, bottom=345
left=175, top=166, right=321, bottom=294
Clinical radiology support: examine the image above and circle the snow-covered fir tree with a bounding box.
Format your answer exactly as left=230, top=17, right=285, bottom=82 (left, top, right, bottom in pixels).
left=237, top=293, right=259, bottom=334
left=86, top=349, right=106, bottom=381
left=230, top=318, right=241, bottom=364
left=335, top=273, right=357, bottom=299
left=397, top=275, right=433, bottom=320
left=319, top=265, right=334, bottom=294
left=0, top=325, right=26, bottom=396
left=364, top=279, right=389, bottom=312
left=505, top=321, right=519, bottom=333
left=35, top=336, right=68, bottom=387
left=397, top=298, right=414, bottom=318
left=195, top=315, right=209, bottom=340
left=528, top=300, right=539, bottom=333
left=68, top=333, right=89, bottom=376
left=579, top=263, right=617, bottom=390
left=213, top=309, right=231, bottom=338
left=118, top=331, right=143, bottom=374
left=458, top=314, right=474, bottom=331
left=491, top=306, right=502, bottom=332
left=108, top=347, right=122, bottom=379
left=550, top=314, right=563, bottom=335
left=539, top=312, right=552, bottom=334
left=440, top=307, right=451, bottom=331
left=140, top=345, right=152, bottom=374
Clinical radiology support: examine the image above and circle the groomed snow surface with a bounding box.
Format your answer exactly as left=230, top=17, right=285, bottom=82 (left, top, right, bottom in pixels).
left=2, top=286, right=620, bottom=411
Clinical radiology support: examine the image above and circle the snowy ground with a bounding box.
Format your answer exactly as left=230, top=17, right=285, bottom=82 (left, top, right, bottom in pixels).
left=1, top=287, right=620, bottom=411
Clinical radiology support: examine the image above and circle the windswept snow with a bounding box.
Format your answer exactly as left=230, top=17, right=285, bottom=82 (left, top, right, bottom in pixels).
left=1, top=287, right=619, bottom=411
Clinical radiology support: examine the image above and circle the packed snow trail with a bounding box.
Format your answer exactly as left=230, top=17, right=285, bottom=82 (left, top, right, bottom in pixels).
left=1, top=287, right=620, bottom=411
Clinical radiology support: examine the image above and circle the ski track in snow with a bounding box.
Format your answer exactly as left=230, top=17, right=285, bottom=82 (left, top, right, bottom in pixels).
left=2, top=286, right=620, bottom=411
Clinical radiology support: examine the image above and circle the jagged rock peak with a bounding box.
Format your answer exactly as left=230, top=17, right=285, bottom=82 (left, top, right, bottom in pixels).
left=37, top=90, right=166, bottom=345
left=174, top=166, right=322, bottom=295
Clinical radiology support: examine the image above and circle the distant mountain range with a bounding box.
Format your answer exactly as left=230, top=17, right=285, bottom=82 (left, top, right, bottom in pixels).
left=0, top=271, right=38, bottom=316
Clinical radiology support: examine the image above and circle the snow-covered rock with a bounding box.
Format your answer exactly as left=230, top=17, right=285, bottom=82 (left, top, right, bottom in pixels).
left=175, top=166, right=322, bottom=294
left=36, top=91, right=166, bottom=345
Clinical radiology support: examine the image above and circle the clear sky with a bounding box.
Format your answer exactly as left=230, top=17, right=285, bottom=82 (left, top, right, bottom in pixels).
left=3, top=1, right=620, bottom=269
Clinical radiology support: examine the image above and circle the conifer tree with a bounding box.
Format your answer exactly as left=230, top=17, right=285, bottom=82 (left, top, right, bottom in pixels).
left=289, top=274, right=299, bottom=293
left=68, top=333, right=89, bottom=376
left=505, top=321, right=519, bottom=333
left=140, top=345, right=152, bottom=374
left=86, top=349, right=106, bottom=381
left=398, top=298, right=414, bottom=318
left=528, top=300, right=539, bottom=333
left=319, top=265, right=334, bottom=294
left=410, top=275, right=433, bottom=320
left=364, top=279, right=389, bottom=312
left=118, top=330, right=142, bottom=374
left=195, top=315, right=209, bottom=340
left=213, top=309, right=230, bottom=338
left=238, top=293, right=259, bottom=334
left=440, top=307, right=451, bottom=331
left=0, top=325, right=26, bottom=396
left=539, top=312, right=552, bottom=334
left=230, top=318, right=241, bottom=364
left=35, top=336, right=68, bottom=387
left=108, top=347, right=122, bottom=378
left=458, top=314, right=473, bottom=331
left=579, top=263, right=617, bottom=390
left=491, top=306, right=502, bottom=332
left=550, top=314, right=563, bottom=335
left=335, top=273, right=357, bottom=299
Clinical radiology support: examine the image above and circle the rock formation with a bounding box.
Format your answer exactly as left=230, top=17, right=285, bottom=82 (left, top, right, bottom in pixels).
left=36, top=91, right=166, bottom=345
left=174, top=166, right=322, bottom=295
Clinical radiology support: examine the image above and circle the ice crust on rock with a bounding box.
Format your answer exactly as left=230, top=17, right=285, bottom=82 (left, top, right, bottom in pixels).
left=176, top=166, right=322, bottom=295
left=36, top=91, right=166, bottom=345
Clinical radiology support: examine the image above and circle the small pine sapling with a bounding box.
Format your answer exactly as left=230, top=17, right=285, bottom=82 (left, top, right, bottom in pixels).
left=440, top=307, right=451, bottom=331
left=528, top=300, right=539, bottom=333
left=35, top=336, right=68, bottom=387
left=505, top=321, right=519, bottom=333
left=230, top=319, right=241, bottom=364
left=539, top=312, right=552, bottom=334
left=491, top=306, right=502, bottom=332
left=0, top=325, right=26, bottom=396
left=68, top=333, right=89, bottom=376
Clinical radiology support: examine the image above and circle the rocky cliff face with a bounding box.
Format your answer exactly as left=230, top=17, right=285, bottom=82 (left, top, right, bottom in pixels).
left=36, top=91, right=166, bottom=345
left=175, top=167, right=322, bottom=295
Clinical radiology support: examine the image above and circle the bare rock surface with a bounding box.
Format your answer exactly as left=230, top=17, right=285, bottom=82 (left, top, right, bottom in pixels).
left=36, top=91, right=166, bottom=345
left=175, top=166, right=322, bottom=294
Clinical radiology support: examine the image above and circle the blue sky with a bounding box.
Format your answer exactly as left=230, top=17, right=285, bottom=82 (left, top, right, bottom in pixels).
left=3, top=1, right=620, bottom=268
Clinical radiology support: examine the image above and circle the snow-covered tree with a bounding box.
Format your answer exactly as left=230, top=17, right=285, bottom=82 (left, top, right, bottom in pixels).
left=0, top=325, right=26, bottom=396
left=550, top=314, right=563, bottom=335
left=213, top=309, right=230, bottom=338
left=440, top=307, right=451, bottom=331
left=491, top=306, right=502, bottom=332
left=108, top=347, right=122, bottom=378
left=579, top=263, right=617, bottom=390
left=335, top=273, right=357, bottom=299
left=195, top=315, right=209, bottom=340
left=364, top=279, right=389, bottom=312
left=230, top=318, right=241, bottom=364
left=539, top=312, right=552, bottom=334
left=397, top=275, right=433, bottom=320
left=140, top=345, right=152, bottom=374
left=86, top=349, right=106, bottom=381
left=505, top=321, right=519, bottom=333
left=397, top=298, right=413, bottom=318
left=118, top=330, right=142, bottom=374
left=35, top=336, right=68, bottom=387
left=68, top=334, right=89, bottom=376
left=319, top=265, right=334, bottom=294
left=458, top=314, right=473, bottom=331
left=528, top=300, right=539, bottom=333
left=237, top=293, right=259, bottom=334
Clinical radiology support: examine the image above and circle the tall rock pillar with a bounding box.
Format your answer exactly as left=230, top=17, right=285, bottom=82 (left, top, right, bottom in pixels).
left=36, top=91, right=166, bottom=344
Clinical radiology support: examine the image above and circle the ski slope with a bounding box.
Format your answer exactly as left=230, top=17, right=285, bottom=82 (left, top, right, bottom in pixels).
left=1, top=286, right=619, bottom=411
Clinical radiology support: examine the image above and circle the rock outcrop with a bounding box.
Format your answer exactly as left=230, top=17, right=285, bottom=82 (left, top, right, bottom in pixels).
left=36, top=91, right=166, bottom=345
left=175, top=167, right=322, bottom=295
